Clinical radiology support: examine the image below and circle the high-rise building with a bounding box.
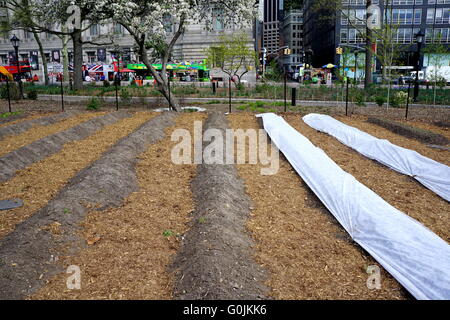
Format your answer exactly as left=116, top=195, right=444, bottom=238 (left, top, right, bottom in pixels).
left=263, top=0, right=282, bottom=55
left=280, top=9, right=304, bottom=74
left=303, top=0, right=450, bottom=76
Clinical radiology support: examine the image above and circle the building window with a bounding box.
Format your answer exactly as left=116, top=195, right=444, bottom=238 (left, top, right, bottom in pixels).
left=90, top=24, right=98, bottom=36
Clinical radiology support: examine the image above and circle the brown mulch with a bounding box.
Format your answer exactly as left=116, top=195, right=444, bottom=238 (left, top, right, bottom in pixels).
left=0, top=112, right=103, bottom=157
left=30, top=112, right=206, bottom=300
left=288, top=114, right=449, bottom=242
left=0, top=112, right=157, bottom=239
left=227, top=113, right=408, bottom=300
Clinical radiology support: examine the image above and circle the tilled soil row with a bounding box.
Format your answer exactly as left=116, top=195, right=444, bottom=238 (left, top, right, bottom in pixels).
left=227, top=113, right=408, bottom=299
left=172, top=112, right=268, bottom=300
left=0, top=111, right=77, bottom=139
left=0, top=111, right=130, bottom=183
left=0, top=112, right=103, bottom=157
left=0, top=112, right=50, bottom=127
left=293, top=115, right=449, bottom=241
left=0, top=112, right=176, bottom=299
left=0, top=112, right=157, bottom=240
left=32, top=112, right=205, bottom=299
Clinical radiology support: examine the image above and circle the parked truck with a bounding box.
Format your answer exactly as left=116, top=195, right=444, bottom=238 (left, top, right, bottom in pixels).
left=410, top=66, right=450, bottom=85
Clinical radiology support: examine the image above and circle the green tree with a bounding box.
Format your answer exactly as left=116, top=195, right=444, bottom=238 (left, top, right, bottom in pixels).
left=205, top=32, right=256, bottom=88
left=423, top=33, right=450, bottom=105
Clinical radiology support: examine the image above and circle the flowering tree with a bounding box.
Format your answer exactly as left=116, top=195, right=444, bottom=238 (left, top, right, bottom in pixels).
left=2, top=0, right=114, bottom=89
left=107, top=0, right=256, bottom=111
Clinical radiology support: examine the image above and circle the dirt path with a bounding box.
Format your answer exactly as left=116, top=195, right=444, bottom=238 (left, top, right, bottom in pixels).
left=29, top=112, right=204, bottom=300
left=227, top=113, right=408, bottom=300
left=172, top=112, right=268, bottom=300
left=286, top=114, right=449, bottom=242
left=0, top=112, right=157, bottom=240
left=335, top=115, right=449, bottom=166
left=0, top=112, right=103, bottom=157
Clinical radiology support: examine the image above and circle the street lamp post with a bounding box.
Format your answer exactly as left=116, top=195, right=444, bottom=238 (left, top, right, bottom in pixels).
left=413, top=30, right=425, bottom=102
left=10, top=35, right=23, bottom=98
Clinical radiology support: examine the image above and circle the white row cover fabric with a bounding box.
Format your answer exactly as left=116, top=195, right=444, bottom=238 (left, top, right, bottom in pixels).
left=257, top=113, right=450, bottom=300
left=303, top=113, right=450, bottom=202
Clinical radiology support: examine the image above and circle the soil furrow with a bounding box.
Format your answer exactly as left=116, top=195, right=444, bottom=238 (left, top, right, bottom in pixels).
left=0, top=111, right=77, bottom=139
left=31, top=112, right=205, bottom=300
left=0, top=112, right=157, bottom=240
left=0, top=112, right=103, bottom=157
left=286, top=114, right=449, bottom=242
left=227, top=113, right=408, bottom=300
left=0, top=112, right=53, bottom=128
left=0, top=112, right=175, bottom=300
left=172, top=112, right=269, bottom=300
left=0, top=111, right=131, bottom=183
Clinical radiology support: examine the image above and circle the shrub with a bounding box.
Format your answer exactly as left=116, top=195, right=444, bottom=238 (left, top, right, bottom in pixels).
left=86, top=97, right=101, bottom=110
left=103, top=80, right=111, bottom=87
left=354, top=92, right=366, bottom=107
left=27, top=90, right=38, bottom=100
left=0, top=83, right=21, bottom=100
left=391, top=91, right=408, bottom=108
left=120, top=88, right=132, bottom=104
left=375, top=96, right=386, bottom=107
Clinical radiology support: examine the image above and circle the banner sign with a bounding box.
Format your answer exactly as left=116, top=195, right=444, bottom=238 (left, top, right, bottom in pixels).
left=97, top=48, right=106, bottom=62
left=30, top=51, right=39, bottom=70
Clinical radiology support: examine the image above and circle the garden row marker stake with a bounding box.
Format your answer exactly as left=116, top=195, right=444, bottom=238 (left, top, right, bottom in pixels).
left=115, top=74, right=119, bottom=111
left=284, top=70, right=287, bottom=112
left=60, top=74, right=64, bottom=112
left=168, top=75, right=171, bottom=111
left=291, top=87, right=296, bottom=107
left=229, top=77, right=232, bottom=113
left=345, top=77, right=349, bottom=116
left=405, top=82, right=412, bottom=120
left=6, top=77, right=11, bottom=113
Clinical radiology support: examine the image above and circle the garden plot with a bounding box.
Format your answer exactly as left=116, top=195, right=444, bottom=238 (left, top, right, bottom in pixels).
left=0, top=111, right=131, bottom=183
left=303, top=114, right=450, bottom=202
left=260, top=113, right=449, bottom=300
left=227, top=113, right=407, bottom=300
left=0, top=112, right=157, bottom=239
left=0, top=111, right=78, bottom=139
left=31, top=112, right=204, bottom=300
left=337, top=115, right=449, bottom=167
left=0, top=112, right=174, bottom=299
left=0, top=111, right=102, bottom=157
left=172, top=112, right=268, bottom=300
left=286, top=115, right=449, bottom=242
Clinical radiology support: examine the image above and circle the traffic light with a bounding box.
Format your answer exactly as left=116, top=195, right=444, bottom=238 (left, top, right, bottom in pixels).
left=336, top=47, right=343, bottom=55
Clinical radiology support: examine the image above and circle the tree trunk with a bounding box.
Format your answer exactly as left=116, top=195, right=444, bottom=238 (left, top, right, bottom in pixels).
left=141, top=46, right=181, bottom=111
left=365, top=0, right=374, bottom=88
left=33, top=31, right=49, bottom=86
left=62, top=27, right=70, bottom=82
left=72, top=29, right=83, bottom=90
